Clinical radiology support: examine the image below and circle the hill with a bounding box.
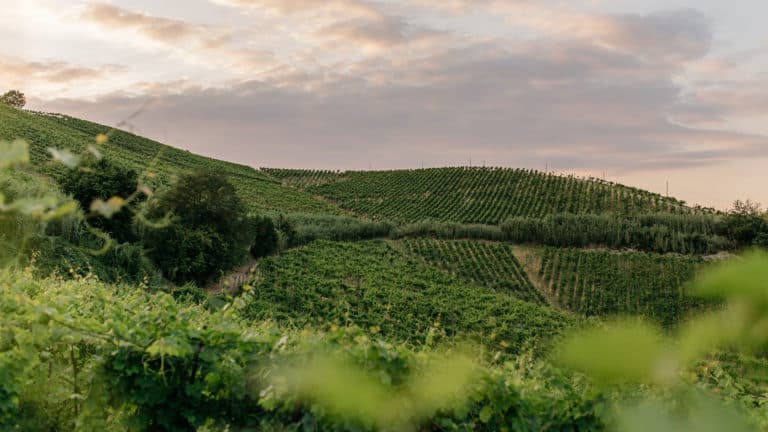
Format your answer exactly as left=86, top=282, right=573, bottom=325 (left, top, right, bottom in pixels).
left=0, top=105, right=341, bottom=214
left=262, top=167, right=696, bottom=224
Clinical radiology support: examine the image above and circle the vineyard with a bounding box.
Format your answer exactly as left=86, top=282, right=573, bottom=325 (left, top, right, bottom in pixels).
left=399, top=239, right=545, bottom=304
left=244, top=240, right=572, bottom=355
left=533, top=247, right=708, bottom=325
left=263, top=167, right=694, bottom=224
left=0, top=105, right=342, bottom=214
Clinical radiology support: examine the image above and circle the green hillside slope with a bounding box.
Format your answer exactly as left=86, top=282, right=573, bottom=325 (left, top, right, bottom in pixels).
left=263, top=167, right=692, bottom=224
left=243, top=240, right=573, bottom=355
left=528, top=247, right=708, bottom=325
left=0, top=105, right=341, bottom=214
left=399, top=239, right=545, bottom=304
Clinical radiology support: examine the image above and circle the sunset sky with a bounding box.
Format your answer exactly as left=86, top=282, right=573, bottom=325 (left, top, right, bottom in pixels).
left=3, top=0, right=767, bottom=209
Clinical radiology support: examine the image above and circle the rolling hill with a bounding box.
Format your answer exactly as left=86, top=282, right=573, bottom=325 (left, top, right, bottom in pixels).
left=262, top=167, right=698, bottom=224
left=0, top=104, right=342, bottom=214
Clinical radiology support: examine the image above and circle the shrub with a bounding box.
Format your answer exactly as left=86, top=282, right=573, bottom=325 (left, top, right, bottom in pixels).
left=0, top=90, right=25, bottom=109
left=249, top=216, right=278, bottom=258
left=142, top=171, right=252, bottom=285
left=59, top=158, right=141, bottom=243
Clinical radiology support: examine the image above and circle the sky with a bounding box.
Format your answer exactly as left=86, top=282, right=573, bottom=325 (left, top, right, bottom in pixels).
left=2, top=0, right=768, bottom=209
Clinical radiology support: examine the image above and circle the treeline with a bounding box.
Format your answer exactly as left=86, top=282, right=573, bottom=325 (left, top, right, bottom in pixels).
left=501, top=213, right=732, bottom=254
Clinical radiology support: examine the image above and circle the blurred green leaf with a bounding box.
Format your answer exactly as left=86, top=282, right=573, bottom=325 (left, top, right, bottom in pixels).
left=0, top=139, right=29, bottom=169
left=47, top=147, right=81, bottom=169
left=693, top=251, right=768, bottom=306
left=90, top=196, right=125, bottom=219
left=555, top=320, right=668, bottom=386
left=615, top=392, right=756, bottom=432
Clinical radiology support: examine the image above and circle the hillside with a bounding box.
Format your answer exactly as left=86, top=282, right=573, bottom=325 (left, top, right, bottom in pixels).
left=526, top=247, right=709, bottom=325
left=262, top=167, right=695, bottom=224
left=243, top=240, right=573, bottom=355
left=0, top=105, right=341, bottom=214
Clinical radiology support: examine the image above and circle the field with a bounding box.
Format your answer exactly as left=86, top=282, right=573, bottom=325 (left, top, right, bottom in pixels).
left=263, top=167, right=692, bottom=224
left=531, top=247, right=707, bottom=325
left=399, top=238, right=545, bottom=304
left=244, top=240, right=572, bottom=355
left=0, top=105, right=341, bottom=214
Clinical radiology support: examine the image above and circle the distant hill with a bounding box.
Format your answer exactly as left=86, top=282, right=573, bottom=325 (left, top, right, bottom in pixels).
left=262, top=167, right=696, bottom=224
left=0, top=105, right=342, bottom=214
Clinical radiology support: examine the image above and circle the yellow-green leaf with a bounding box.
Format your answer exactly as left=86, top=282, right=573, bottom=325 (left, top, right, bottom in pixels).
left=0, top=139, right=29, bottom=169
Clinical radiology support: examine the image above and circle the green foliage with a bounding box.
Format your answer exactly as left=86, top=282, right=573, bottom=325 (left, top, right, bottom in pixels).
left=143, top=171, right=252, bottom=285
left=249, top=215, right=278, bottom=258
left=288, top=213, right=393, bottom=246
left=401, top=238, right=545, bottom=304
left=243, top=240, right=573, bottom=356
left=717, top=200, right=768, bottom=247
left=0, top=90, right=25, bottom=109
left=554, top=252, right=768, bottom=431
left=59, top=158, right=142, bottom=243
left=502, top=213, right=731, bottom=254
left=393, top=220, right=507, bottom=241
left=536, top=247, right=708, bottom=326
left=264, top=167, right=694, bottom=224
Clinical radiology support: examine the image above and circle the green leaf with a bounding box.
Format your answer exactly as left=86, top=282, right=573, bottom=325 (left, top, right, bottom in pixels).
left=90, top=196, right=125, bottom=219
left=47, top=147, right=81, bottom=169
left=479, top=405, right=493, bottom=423
left=693, top=251, right=768, bottom=305
left=555, top=320, right=668, bottom=386
left=146, top=337, right=193, bottom=358
left=0, top=139, right=29, bottom=169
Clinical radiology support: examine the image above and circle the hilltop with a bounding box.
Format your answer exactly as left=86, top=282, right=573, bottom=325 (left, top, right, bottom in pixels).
left=0, top=104, right=341, bottom=214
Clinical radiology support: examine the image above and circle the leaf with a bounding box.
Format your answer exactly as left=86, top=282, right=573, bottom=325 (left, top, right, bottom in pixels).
left=555, top=320, right=669, bottom=386
left=146, top=337, right=193, bottom=358
left=0, top=139, right=29, bottom=168
left=479, top=405, right=493, bottom=423
left=86, top=144, right=103, bottom=160
left=692, top=251, right=768, bottom=306
left=47, top=147, right=81, bottom=169
left=90, top=196, right=125, bottom=218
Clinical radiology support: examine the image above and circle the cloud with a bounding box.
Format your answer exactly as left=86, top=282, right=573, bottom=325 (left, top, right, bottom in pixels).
left=33, top=34, right=768, bottom=174
left=417, top=2, right=712, bottom=64
left=0, top=55, right=125, bottom=87
left=78, top=3, right=274, bottom=71
left=211, top=0, right=380, bottom=17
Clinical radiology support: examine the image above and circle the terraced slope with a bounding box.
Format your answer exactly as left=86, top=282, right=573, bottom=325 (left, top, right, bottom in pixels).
left=399, top=239, right=545, bottom=304
left=532, top=247, right=707, bottom=326
left=262, top=167, right=691, bottom=224
left=244, top=240, right=573, bottom=355
left=0, top=106, right=341, bottom=214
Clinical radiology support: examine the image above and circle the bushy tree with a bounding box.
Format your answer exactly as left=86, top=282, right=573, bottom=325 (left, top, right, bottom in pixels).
left=250, top=216, right=278, bottom=258
left=59, top=158, right=140, bottom=243
left=142, top=171, right=252, bottom=285
left=0, top=90, right=26, bottom=108
left=717, top=200, right=768, bottom=246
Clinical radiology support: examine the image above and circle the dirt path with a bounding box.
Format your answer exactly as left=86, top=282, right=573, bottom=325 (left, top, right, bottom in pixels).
left=510, top=245, right=563, bottom=310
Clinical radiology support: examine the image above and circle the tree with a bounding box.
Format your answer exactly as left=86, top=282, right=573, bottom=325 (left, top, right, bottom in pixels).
left=0, top=90, right=26, bottom=109
left=249, top=216, right=278, bottom=258
left=717, top=200, right=768, bottom=246
left=59, top=158, right=141, bottom=243
left=142, top=171, right=252, bottom=285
